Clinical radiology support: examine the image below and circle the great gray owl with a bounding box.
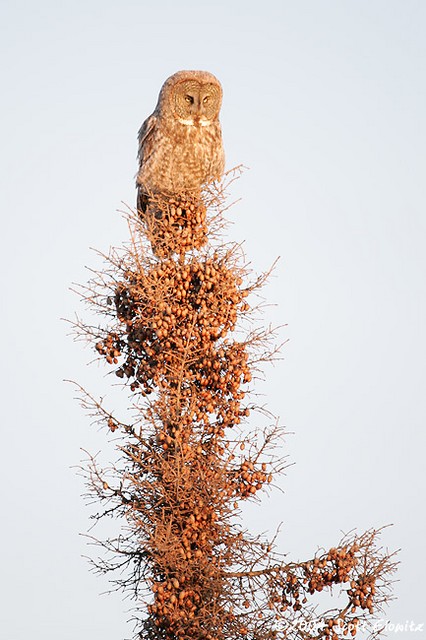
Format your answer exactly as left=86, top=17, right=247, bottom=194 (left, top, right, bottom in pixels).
left=136, top=70, right=225, bottom=214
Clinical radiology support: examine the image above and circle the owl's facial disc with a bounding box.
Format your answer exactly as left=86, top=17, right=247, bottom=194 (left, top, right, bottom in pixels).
left=174, top=80, right=221, bottom=125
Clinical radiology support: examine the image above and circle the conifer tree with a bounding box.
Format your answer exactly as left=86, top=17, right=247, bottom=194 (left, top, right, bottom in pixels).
left=72, top=174, right=397, bottom=640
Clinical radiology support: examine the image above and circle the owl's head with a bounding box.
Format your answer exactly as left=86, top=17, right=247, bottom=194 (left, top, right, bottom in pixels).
left=157, top=70, right=223, bottom=126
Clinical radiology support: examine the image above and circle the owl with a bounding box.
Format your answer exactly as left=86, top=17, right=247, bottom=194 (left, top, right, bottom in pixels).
left=136, top=70, right=225, bottom=214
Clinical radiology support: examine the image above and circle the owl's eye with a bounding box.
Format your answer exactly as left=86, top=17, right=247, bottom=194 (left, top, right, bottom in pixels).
left=185, top=95, right=194, bottom=104
left=203, top=96, right=210, bottom=103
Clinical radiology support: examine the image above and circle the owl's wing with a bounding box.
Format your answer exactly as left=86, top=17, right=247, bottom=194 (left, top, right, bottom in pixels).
left=137, top=113, right=157, bottom=169
left=136, top=114, right=157, bottom=214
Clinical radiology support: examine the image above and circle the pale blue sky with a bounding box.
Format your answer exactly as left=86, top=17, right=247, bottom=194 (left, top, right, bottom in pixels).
left=1, top=1, right=425, bottom=638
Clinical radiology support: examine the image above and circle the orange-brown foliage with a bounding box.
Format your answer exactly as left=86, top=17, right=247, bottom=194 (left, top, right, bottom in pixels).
left=72, top=181, right=397, bottom=640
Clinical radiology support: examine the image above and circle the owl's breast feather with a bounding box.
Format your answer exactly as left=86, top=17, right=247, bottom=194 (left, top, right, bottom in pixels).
left=138, top=119, right=224, bottom=195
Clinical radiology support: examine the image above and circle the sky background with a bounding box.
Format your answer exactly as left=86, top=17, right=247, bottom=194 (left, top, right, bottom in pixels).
left=1, top=0, right=425, bottom=638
